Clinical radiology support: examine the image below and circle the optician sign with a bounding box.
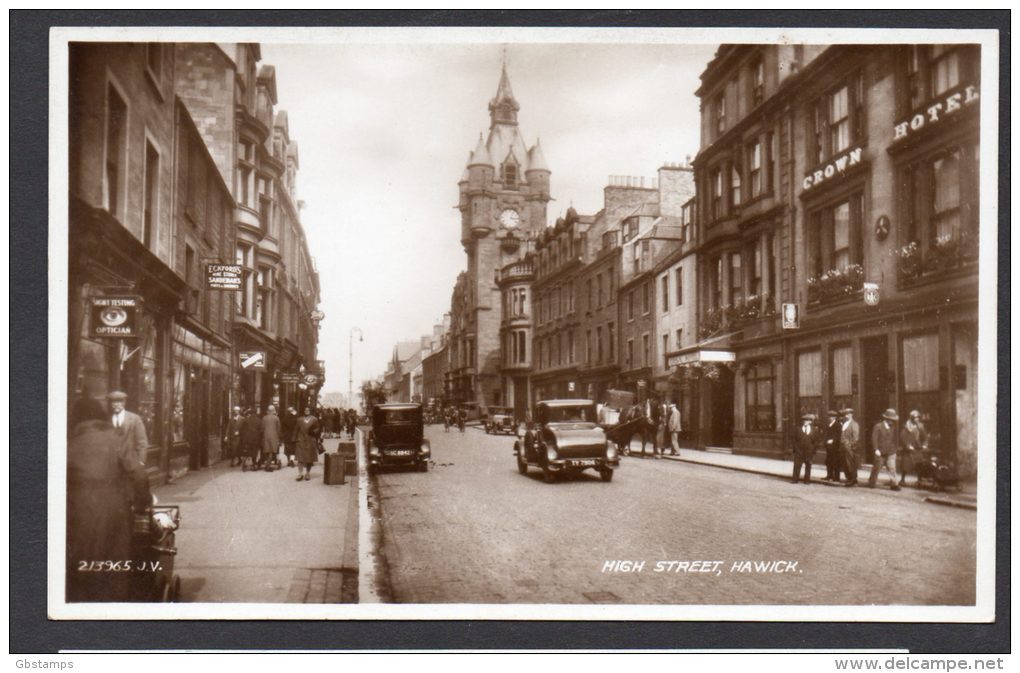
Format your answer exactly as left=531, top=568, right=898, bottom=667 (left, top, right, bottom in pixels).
left=206, top=264, right=243, bottom=291
left=893, top=85, right=979, bottom=142
left=802, top=147, right=863, bottom=192
left=90, top=296, right=139, bottom=338
left=239, top=351, right=266, bottom=370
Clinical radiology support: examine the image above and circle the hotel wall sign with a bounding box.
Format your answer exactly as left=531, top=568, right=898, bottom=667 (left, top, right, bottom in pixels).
left=893, top=85, right=979, bottom=142
left=802, top=147, right=863, bottom=191
left=90, top=296, right=139, bottom=338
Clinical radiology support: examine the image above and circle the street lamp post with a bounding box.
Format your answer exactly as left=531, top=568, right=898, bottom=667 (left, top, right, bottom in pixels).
left=349, top=326, right=363, bottom=411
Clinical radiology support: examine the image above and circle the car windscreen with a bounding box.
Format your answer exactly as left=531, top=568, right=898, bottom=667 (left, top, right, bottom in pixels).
left=544, top=406, right=595, bottom=423
left=378, top=409, right=420, bottom=424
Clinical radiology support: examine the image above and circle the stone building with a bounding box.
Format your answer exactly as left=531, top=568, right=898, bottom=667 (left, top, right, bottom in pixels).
left=689, top=43, right=979, bottom=475
left=448, top=63, right=551, bottom=410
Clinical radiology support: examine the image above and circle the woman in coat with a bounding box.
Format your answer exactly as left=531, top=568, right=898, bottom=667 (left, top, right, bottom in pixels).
left=260, top=405, right=282, bottom=469
left=238, top=408, right=263, bottom=470
left=67, top=397, right=152, bottom=602
left=294, top=407, right=321, bottom=481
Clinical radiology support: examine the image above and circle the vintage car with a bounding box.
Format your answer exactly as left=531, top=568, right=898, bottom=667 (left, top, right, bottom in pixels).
left=367, top=403, right=431, bottom=473
left=484, top=406, right=518, bottom=435
left=513, top=399, right=619, bottom=483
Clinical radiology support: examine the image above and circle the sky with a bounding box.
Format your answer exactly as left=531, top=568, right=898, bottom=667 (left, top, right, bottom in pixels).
left=259, top=40, right=718, bottom=400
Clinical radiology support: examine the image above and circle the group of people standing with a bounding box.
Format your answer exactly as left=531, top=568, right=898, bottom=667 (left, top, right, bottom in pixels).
left=443, top=406, right=467, bottom=432
left=792, top=407, right=930, bottom=490
left=616, top=396, right=683, bottom=459
left=224, top=405, right=324, bottom=481
left=320, top=407, right=358, bottom=439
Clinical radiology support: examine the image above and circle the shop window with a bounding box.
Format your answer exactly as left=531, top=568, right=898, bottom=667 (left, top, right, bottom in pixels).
left=745, top=360, right=775, bottom=431
left=104, top=82, right=128, bottom=218
left=902, top=333, right=939, bottom=393
left=830, top=343, right=854, bottom=412
left=796, top=349, right=822, bottom=417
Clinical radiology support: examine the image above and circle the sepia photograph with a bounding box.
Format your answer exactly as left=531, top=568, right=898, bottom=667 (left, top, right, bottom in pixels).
left=45, top=22, right=999, bottom=624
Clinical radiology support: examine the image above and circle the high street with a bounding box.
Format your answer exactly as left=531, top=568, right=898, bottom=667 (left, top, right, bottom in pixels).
left=371, top=426, right=977, bottom=605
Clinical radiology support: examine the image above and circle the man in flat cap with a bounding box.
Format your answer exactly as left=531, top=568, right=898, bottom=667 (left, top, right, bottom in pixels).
left=840, top=408, right=860, bottom=487
left=822, top=410, right=842, bottom=482
left=791, top=413, right=821, bottom=484
left=869, top=408, right=901, bottom=491
left=107, top=390, right=149, bottom=466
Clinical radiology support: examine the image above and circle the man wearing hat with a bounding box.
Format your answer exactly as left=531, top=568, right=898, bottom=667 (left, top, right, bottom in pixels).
left=107, top=390, right=149, bottom=466
left=791, top=413, right=822, bottom=484
left=822, top=410, right=842, bottom=482
left=840, top=408, right=860, bottom=487
left=869, top=409, right=901, bottom=491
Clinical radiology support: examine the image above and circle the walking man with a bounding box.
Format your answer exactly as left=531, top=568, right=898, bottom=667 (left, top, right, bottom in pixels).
left=226, top=406, right=243, bottom=466
left=667, top=402, right=682, bottom=457
left=792, top=413, right=821, bottom=484
left=261, top=405, right=282, bottom=470
left=899, top=409, right=928, bottom=487
left=107, top=390, right=148, bottom=466
left=840, top=408, right=860, bottom=487
left=282, top=406, right=298, bottom=467
left=869, top=409, right=901, bottom=491
left=823, top=410, right=842, bottom=481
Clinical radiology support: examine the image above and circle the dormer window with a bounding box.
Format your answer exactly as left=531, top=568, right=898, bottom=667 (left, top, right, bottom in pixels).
left=502, top=161, right=518, bottom=190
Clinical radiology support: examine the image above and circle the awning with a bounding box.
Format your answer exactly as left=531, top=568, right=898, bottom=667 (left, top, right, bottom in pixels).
left=666, top=332, right=737, bottom=369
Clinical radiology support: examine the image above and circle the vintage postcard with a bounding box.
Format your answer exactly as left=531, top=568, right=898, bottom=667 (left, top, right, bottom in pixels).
left=48, top=24, right=999, bottom=622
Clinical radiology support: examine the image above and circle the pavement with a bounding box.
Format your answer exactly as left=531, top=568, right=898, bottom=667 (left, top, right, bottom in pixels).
left=152, top=434, right=359, bottom=603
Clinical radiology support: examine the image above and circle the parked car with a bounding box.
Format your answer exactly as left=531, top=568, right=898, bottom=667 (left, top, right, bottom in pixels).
left=485, top=406, right=518, bottom=435
left=367, top=403, right=430, bottom=473
left=513, top=399, right=619, bottom=483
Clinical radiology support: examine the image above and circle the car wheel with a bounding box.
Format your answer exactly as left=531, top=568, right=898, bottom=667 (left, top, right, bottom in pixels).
left=418, top=461, right=428, bottom=473
left=543, top=468, right=558, bottom=484
left=516, top=450, right=528, bottom=475
left=600, top=468, right=614, bottom=483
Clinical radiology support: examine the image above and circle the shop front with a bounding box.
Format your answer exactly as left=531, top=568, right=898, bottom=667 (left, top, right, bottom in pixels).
left=170, top=324, right=231, bottom=477
left=668, top=339, right=735, bottom=450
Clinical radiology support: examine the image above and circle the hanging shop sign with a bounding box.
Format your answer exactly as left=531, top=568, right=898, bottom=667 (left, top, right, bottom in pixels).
left=863, top=282, right=880, bottom=306
left=206, top=264, right=243, bottom=291
left=893, top=85, right=979, bottom=142
left=802, top=147, right=863, bottom=192
left=239, top=351, right=266, bottom=370
left=302, top=373, right=321, bottom=387
left=782, top=303, right=800, bottom=329
left=278, top=371, right=301, bottom=384
left=90, top=296, right=139, bottom=338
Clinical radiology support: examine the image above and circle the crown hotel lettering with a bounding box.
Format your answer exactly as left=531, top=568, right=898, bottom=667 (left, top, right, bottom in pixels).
left=894, top=85, right=980, bottom=141
left=802, top=147, right=863, bottom=191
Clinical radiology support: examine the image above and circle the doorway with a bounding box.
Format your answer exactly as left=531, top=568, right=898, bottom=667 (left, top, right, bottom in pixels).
left=861, top=336, right=890, bottom=460
left=709, top=366, right=734, bottom=447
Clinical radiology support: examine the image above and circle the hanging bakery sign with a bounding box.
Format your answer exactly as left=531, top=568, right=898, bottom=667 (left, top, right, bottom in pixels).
left=893, top=85, right=979, bottom=142
left=90, top=296, right=139, bottom=338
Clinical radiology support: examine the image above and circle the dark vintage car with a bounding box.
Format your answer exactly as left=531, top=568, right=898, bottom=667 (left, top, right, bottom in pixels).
left=367, top=403, right=431, bottom=473
left=484, top=406, right=518, bottom=435
left=513, top=399, right=619, bottom=483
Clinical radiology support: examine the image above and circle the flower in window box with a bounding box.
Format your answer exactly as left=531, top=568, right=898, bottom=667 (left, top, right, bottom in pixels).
left=894, top=241, right=921, bottom=278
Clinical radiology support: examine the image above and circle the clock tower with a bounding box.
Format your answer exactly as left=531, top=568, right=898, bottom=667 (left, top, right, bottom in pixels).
left=452, top=61, right=551, bottom=409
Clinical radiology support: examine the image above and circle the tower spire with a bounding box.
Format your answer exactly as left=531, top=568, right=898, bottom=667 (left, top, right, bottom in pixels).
left=489, top=52, right=520, bottom=128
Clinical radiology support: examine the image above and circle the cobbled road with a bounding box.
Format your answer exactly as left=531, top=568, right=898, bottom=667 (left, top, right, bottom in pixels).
left=372, top=425, right=976, bottom=605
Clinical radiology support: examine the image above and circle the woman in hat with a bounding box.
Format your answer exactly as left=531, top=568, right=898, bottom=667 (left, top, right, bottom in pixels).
left=869, top=409, right=901, bottom=491
left=899, top=410, right=929, bottom=487
left=66, top=397, right=152, bottom=602
left=294, top=407, right=322, bottom=481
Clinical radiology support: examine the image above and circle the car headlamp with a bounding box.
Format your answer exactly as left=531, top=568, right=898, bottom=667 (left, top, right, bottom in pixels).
left=546, top=445, right=558, bottom=462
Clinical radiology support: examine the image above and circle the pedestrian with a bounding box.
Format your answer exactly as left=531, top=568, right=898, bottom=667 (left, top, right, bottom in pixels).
left=225, top=406, right=243, bottom=467
left=282, top=406, right=298, bottom=467
left=443, top=406, right=451, bottom=432
left=261, top=404, right=282, bottom=470
left=66, top=397, right=152, bottom=602
left=294, top=407, right=322, bottom=481
left=840, top=408, right=861, bottom=487
left=791, top=413, right=822, bottom=484
left=869, top=409, right=901, bottom=491
left=238, top=407, right=262, bottom=471
left=642, top=396, right=661, bottom=458
left=822, top=410, right=842, bottom=482
left=667, top=402, right=682, bottom=456
left=899, top=410, right=928, bottom=487
left=347, top=408, right=357, bottom=439
left=457, top=406, right=467, bottom=432
left=107, top=390, right=149, bottom=466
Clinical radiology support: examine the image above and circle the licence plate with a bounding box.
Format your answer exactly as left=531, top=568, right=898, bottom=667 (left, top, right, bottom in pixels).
left=388, top=449, right=413, bottom=456
left=568, top=459, right=597, bottom=467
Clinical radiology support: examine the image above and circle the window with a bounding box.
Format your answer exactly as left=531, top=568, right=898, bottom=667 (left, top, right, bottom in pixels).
left=628, top=290, right=635, bottom=321
left=597, top=273, right=604, bottom=308
left=715, top=92, right=726, bottom=136
left=586, top=330, right=593, bottom=364
left=625, top=218, right=638, bottom=242
left=642, top=282, right=650, bottom=315
left=829, top=85, right=851, bottom=154
left=608, top=264, right=615, bottom=298
left=568, top=330, right=574, bottom=363
left=904, top=144, right=978, bottom=257
left=662, top=334, right=670, bottom=366
left=711, top=168, right=724, bottom=220
left=104, top=82, right=128, bottom=218
left=810, top=72, right=864, bottom=164
left=626, top=339, right=634, bottom=368
left=642, top=334, right=650, bottom=368
left=902, top=333, right=939, bottom=392
left=932, top=150, right=961, bottom=239
left=731, top=164, right=742, bottom=207
left=745, top=360, right=775, bottom=431
left=607, top=323, right=615, bottom=362
left=904, top=45, right=978, bottom=114
left=518, top=331, right=526, bottom=363
left=567, top=281, right=574, bottom=313
left=752, top=57, right=765, bottom=106
left=830, top=343, right=854, bottom=411
left=661, top=275, right=669, bottom=312
left=596, top=326, right=604, bottom=363
left=237, top=141, right=256, bottom=209
left=681, top=201, right=694, bottom=242
left=259, top=176, right=274, bottom=236
left=142, top=140, right=159, bottom=249
left=748, top=140, right=763, bottom=198
left=236, top=243, right=255, bottom=318
left=810, top=193, right=863, bottom=277
left=503, top=162, right=518, bottom=189
left=750, top=240, right=763, bottom=297
left=257, top=266, right=273, bottom=331
left=796, top=349, right=822, bottom=417
left=713, top=257, right=723, bottom=310
left=675, top=328, right=683, bottom=349
left=930, top=44, right=961, bottom=96
left=675, top=267, right=684, bottom=306
left=586, top=279, right=593, bottom=311
left=730, top=253, right=743, bottom=307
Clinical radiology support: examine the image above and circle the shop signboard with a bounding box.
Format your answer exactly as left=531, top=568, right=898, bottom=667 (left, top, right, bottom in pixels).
left=302, top=373, right=320, bottom=387
left=206, top=264, right=243, bottom=291
left=278, top=371, right=301, bottom=384
left=863, top=282, right=880, bottom=306
left=239, top=351, right=266, bottom=370
left=90, top=296, right=139, bottom=338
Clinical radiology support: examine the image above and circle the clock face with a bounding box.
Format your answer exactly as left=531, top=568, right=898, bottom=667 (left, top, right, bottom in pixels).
left=499, top=209, right=520, bottom=229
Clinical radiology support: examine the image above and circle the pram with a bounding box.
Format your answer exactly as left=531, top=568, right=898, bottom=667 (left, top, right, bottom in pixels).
left=130, top=504, right=182, bottom=602
left=914, top=449, right=962, bottom=492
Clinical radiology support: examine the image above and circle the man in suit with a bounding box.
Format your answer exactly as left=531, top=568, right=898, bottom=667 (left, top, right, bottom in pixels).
left=840, top=408, right=861, bottom=487
left=869, top=408, right=902, bottom=491
left=792, top=413, right=822, bottom=484
left=225, top=406, right=243, bottom=466
left=667, top=402, right=682, bottom=456
left=822, top=410, right=842, bottom=482
left=107, top=390, right=148, bottom=466
left=260, top=404, right=282, bottom=470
